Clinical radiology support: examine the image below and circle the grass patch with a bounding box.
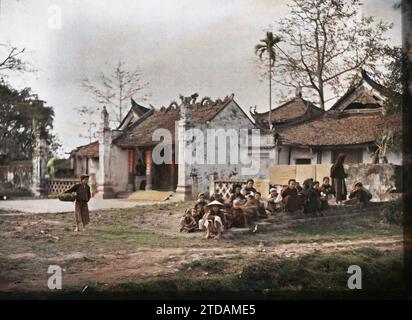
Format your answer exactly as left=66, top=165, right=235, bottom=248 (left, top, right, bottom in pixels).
left=13, top=246, right=402, bottom=300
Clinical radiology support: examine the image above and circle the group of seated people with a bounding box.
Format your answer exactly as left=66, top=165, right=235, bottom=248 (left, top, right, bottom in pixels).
left=179, top=178, right=373, bottom=239
left=179, top=179, right=268, bottom=239
left=277, top=177, right=372, bottom=214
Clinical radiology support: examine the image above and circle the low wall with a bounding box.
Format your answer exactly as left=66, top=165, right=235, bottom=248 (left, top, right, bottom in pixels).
left=345, top=164, right=402, bottom=201
left=211, top=164, right=402, bottom=202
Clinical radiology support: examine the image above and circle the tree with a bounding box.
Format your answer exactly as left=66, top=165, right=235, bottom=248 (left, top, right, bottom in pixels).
left=273, top=0, right=392, bottom=109
left=74, top=105, right=100, bottom=143
left=255, top=32, right=282, bottom=128
left=81, top=60, right=150, bottom=126
left=0, top=82, right=60, bottom=164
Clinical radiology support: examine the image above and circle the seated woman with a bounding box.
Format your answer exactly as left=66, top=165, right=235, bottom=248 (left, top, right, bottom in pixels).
left=179, top=208, right=198, bottom=233
left=228, top=184, right=246, bottom=206
left=345, top=182, right=372, bottom=206
left=313, top=180, right=328, bottom=210
left=199, top=200, right=226, bottom=239
left=226, top=198, right=252, bottom=228
left=281, top=179, right=302, bottom=213
left=302, top=179, right=321, bottom=214
left=192, top=193, right=208, bottom=223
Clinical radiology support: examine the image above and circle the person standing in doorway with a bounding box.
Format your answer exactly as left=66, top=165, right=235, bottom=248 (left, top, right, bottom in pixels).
left=64, top=174, right=91, bottom=232
left=330, top=153, right=348, bottom=205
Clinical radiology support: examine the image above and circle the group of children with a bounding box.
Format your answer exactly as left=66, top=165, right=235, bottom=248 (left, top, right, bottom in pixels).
left=179, top=179, right=269, bottom=239
left=180, top=177, right=373, bottom=239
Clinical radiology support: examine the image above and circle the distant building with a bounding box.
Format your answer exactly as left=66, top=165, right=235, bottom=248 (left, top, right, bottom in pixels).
left=257, top=70, right=402, bottom=166
left=69, top=71, right=401, bottom=198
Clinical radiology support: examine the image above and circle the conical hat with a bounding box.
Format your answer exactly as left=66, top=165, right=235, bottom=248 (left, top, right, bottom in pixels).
left=206, top=200, right=224, bottom=207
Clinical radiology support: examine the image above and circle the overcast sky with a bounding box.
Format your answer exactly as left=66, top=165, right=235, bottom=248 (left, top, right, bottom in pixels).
left=0, top=0, right=402, bottom=155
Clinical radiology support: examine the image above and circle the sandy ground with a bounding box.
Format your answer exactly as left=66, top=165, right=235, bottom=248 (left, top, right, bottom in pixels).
left=0, top=198, right=161, bottom=214
left=0, top=201, right=403, bottom=293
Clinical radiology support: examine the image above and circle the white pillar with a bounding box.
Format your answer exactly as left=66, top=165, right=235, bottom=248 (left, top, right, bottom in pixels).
left=31, top=131, right=48, bottom=197
left=175, top=96, right=192, bottom=200
left=95, top=106, right=115, bottom=199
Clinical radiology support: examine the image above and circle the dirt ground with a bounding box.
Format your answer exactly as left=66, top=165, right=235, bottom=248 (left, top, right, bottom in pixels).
left=0, top=201, right=403, bottom=295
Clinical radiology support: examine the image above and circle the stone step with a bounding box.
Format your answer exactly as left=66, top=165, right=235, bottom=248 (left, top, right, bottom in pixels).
left=116, top=192, right=132, bottom=199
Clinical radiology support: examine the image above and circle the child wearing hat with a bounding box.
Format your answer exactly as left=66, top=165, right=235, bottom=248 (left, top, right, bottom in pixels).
left=199, top=200, right=226, bottom=239
left=63, top=174, right=91, bottom=232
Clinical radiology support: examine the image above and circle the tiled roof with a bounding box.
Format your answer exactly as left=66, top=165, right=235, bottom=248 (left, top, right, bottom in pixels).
left=278, top=112, right=402, bottom=147
left=71, top=141, right=99, bottom=158
left=113, top=95, right=235, bottom=148
left=251, top=96, right=324, bottom=128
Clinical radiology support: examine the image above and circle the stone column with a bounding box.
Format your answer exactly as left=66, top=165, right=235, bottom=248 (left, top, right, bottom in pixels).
left=145, top=150, right=153, bottom=190
left=175, top=96, right=192, bottom=200
left=31, top=130, right=48, bottom=197
left=95, top=106, right=115, bottom=199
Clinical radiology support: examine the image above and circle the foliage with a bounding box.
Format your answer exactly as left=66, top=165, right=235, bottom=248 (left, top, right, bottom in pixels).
left=273, top=0, right=392, bottom=109
left=255, top=32, right=282, bottom=128
left=0, top=81, right=60, bottom=164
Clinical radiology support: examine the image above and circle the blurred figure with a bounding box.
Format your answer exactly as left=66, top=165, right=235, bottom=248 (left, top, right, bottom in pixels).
left=330, top=153, right=348, bottom=205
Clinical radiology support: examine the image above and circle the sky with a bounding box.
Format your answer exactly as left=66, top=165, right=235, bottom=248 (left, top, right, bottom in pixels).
left=0, top=0, right=402, bottom=155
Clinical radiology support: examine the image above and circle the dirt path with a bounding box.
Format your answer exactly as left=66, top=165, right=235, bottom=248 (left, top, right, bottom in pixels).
left=0, top=235, right=402, bottom=293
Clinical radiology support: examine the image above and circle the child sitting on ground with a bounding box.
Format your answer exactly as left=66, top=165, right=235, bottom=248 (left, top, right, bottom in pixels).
left=192, top=193, right=208, bottom=223
left=281, top=179, right=302, bottom=213
left=199, top=200, right=226, bottom=239
left=254, top=192, right=268, bottom=218
left=313, top=180, right=328, bottom=210
left=320, top=177, right=335, bottom=200
left=179, top=208, right=198, bottom=233
left=267, top=187, right=282, bottom=213
left=243, top=193, right=259, bottom=220
left=226, top=198, right=252, bottom=228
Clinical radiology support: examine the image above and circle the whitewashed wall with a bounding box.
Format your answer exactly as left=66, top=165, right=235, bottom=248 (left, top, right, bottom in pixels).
left=109, top=145, right=129, bottom=193
left=184, top=101, right=257, bottom=194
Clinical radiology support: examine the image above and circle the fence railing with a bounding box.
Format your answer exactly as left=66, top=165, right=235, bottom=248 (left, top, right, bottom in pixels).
left=210, top=178, right=248, bottom=200
left=46, top=179, right=79, bottom=195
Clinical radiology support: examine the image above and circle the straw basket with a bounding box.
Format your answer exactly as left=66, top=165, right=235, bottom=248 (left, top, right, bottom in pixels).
left=58, top=192, right=77, bottom=202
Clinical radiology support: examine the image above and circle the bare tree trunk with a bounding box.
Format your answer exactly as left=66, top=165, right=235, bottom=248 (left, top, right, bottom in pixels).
left=318, top=77, right=325, bottom=110
left=269, top=58, right=272, bottom=129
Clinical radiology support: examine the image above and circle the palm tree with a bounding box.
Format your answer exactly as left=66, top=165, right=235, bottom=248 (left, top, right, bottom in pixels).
left=255, top=32, right=282, bottom=130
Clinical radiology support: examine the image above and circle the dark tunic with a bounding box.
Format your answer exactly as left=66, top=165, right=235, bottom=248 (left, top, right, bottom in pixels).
left=281, top=187, right=302, bottom=212
left=242, top=186, right=257, bottom=196
left=302, top=188, right=321, bottom=214
left=330, top=163, right=347, bottom=202
left=226, top=207, right=251, bottom=228
left=193, top=200, right=207, bottom=223
left=229, top=192, right=245, bottom=206
left=320, top=184, right=335, bottom=197
left=315, top=188, right=329, bottom=210
left=65, top=183, right=91, bottom=226
left=349, top=188, right=372, bottom=203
